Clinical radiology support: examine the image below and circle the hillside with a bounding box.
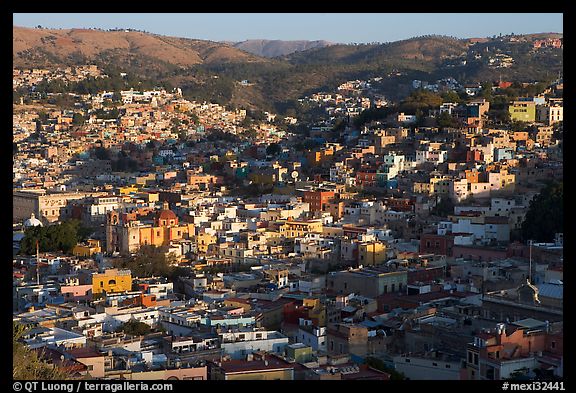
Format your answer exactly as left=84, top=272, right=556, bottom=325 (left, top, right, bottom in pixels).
left=13, top=26, right=269, bottom=69
left=285, top=36, right=469, bottom=67
left=232, top=39, right=334, bottom=58
left=13, top=27, right=562, bottom=113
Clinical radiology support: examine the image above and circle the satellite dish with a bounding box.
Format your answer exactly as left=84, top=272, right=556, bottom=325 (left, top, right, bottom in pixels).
left=291, top=171, right=299, bottom=179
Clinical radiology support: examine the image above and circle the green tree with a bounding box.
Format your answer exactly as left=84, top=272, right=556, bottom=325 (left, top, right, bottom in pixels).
left=112, top=91, right=123, bottom=103
left=94, top=146, right=110, bottom=160
left=115, top=320, right=152, bottom=336
left=436, top=112, right=457, bottom=128
left=431, top=196, right=455, bottom=217
left=113, top=245, right=176, bottom=277
left=13, top=322, right=69, bottom=380
left=509, top=119, right=528, bottom=131
left=441, top=90, right=462, bottom=104
left=365, top=357, right=406, bottom=380
left=266, top=143, right=282, bottom=156
left=19, top=219, right=88, bottom=255
left=480, top=82, right=493, bottom=101
left=521, top=181, right=563, bottom=242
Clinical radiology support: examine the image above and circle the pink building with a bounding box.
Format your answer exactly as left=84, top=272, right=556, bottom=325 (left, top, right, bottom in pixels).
left=60, top=285, right=93, bottom=302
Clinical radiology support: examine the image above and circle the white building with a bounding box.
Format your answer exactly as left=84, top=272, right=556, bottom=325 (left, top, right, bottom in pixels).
left=219, top=329, right=289, bottom=359
left=297, top=323, right=327, bottom=353
left=393, top=352, right=463, bottom=380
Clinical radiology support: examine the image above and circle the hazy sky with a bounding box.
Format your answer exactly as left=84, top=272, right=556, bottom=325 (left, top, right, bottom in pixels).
left=13, top=13, right=563, bottom=43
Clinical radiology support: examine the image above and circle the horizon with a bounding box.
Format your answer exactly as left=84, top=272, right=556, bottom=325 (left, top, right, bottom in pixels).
left=12, top=23, right=563, bottom=45
left=12, top=13, right=563, bottom=44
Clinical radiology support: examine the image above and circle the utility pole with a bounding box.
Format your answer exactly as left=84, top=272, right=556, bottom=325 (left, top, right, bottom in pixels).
left=36, top=239, right=40, bottom=286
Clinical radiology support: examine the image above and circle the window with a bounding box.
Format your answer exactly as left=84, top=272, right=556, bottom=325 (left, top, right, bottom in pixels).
left=405, top=358, right=410, bottom=363
left=432, top=362, right=438, bottom=366
left=445, top=364, right=451, bottom=368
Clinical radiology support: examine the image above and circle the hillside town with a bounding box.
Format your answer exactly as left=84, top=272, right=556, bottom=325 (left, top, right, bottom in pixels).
left=13, top=47, right=563, bottom=382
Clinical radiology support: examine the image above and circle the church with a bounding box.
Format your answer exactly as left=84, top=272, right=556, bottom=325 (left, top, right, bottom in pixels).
left=106, top=201, right=195, bottom=255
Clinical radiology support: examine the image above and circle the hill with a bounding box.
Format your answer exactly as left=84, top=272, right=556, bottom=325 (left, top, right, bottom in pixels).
left=284, top=36, right=469, bottom=67
left=13, top=26, right=269, bottom=69
left=232, top=39, right=334, bottom=58
left=13, top=27, right=562, bottom=113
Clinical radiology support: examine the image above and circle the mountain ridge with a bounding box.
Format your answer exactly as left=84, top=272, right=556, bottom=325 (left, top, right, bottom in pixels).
left=232, top=39, right=334, bottom=57
left=13, top=26, right=562, bottom=113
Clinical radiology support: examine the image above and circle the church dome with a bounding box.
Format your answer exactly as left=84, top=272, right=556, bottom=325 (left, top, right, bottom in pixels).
left=24, top=213, right=43, bottom=228
left=156, top=201, right=178, bottom=226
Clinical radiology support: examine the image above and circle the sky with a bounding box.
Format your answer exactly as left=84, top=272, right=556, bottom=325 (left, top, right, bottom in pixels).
left=13, top=13, right=563, bottom=43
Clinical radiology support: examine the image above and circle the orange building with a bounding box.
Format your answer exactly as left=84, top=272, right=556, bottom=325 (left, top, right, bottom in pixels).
left=106, top=202, right=195, bottom=255
left=138, top=202, right=195, bottom=247
left=303, top=190, right=336, bottom=212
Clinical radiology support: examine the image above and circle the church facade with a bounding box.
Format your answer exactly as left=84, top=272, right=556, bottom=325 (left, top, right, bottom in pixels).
left=106, top=201, right=195, bottom=255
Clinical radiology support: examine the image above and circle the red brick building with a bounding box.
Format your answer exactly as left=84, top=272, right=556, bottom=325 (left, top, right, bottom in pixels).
left=356, top=169, right=377, bottom=188
left=419, top=234, right=454, bottom=256
left=303, top=190, right=336, bottom=212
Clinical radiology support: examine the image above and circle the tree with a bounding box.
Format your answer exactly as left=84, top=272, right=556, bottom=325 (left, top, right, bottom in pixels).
left=365, top=356, right=406, bottom=380
left=115, top=320, right=152, bottom=336
left=480, top=81, right=493, bottom=101
left=509, top=119, right=528, bottom=132
left=19, top=219, right=90, bottom=255
left=113, top=245, right=176, bottom=277
left=13, top=322, right=69, bottom=380
left=436, top=112, right=457, bottom=128
left=521, top=181, right=563, bottom=242
left=112, top=91, right=123, bottom=103
left=441, top=90, right=461, bottom=104
left=94, top=146, right=110, bottom=160
left=431, top=196, right=455, bottom=217
left=266, top=143, right=282, bottom=156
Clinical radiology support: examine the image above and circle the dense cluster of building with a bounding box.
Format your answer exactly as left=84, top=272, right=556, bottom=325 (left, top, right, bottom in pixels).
left=13, top=63, right=563, bottom=380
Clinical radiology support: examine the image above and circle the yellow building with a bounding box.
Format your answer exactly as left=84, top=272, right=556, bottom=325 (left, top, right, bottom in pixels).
left=509, top=101, right=536, bottom=122
left=196, top=232, right=218, bottom=253
left=72, top=239, right=102, bottom=257
left=430, top=177, right=451, bottom=195
left=279, top=220, right=323, bottom=238
left=92, top=269, right=132, bottom=296
left=500, top=170, right=516, bottom=191
left=119, top=185, right=139, bottom=195
left=358, top=241, right=387, bottom=266
left=106, top=202, right=195, bottom=255
left=211, top=359, right=294, bottom=380
left=413, top=182, right=431, bottom=194
left=303, top=298, right=326, bottom=327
